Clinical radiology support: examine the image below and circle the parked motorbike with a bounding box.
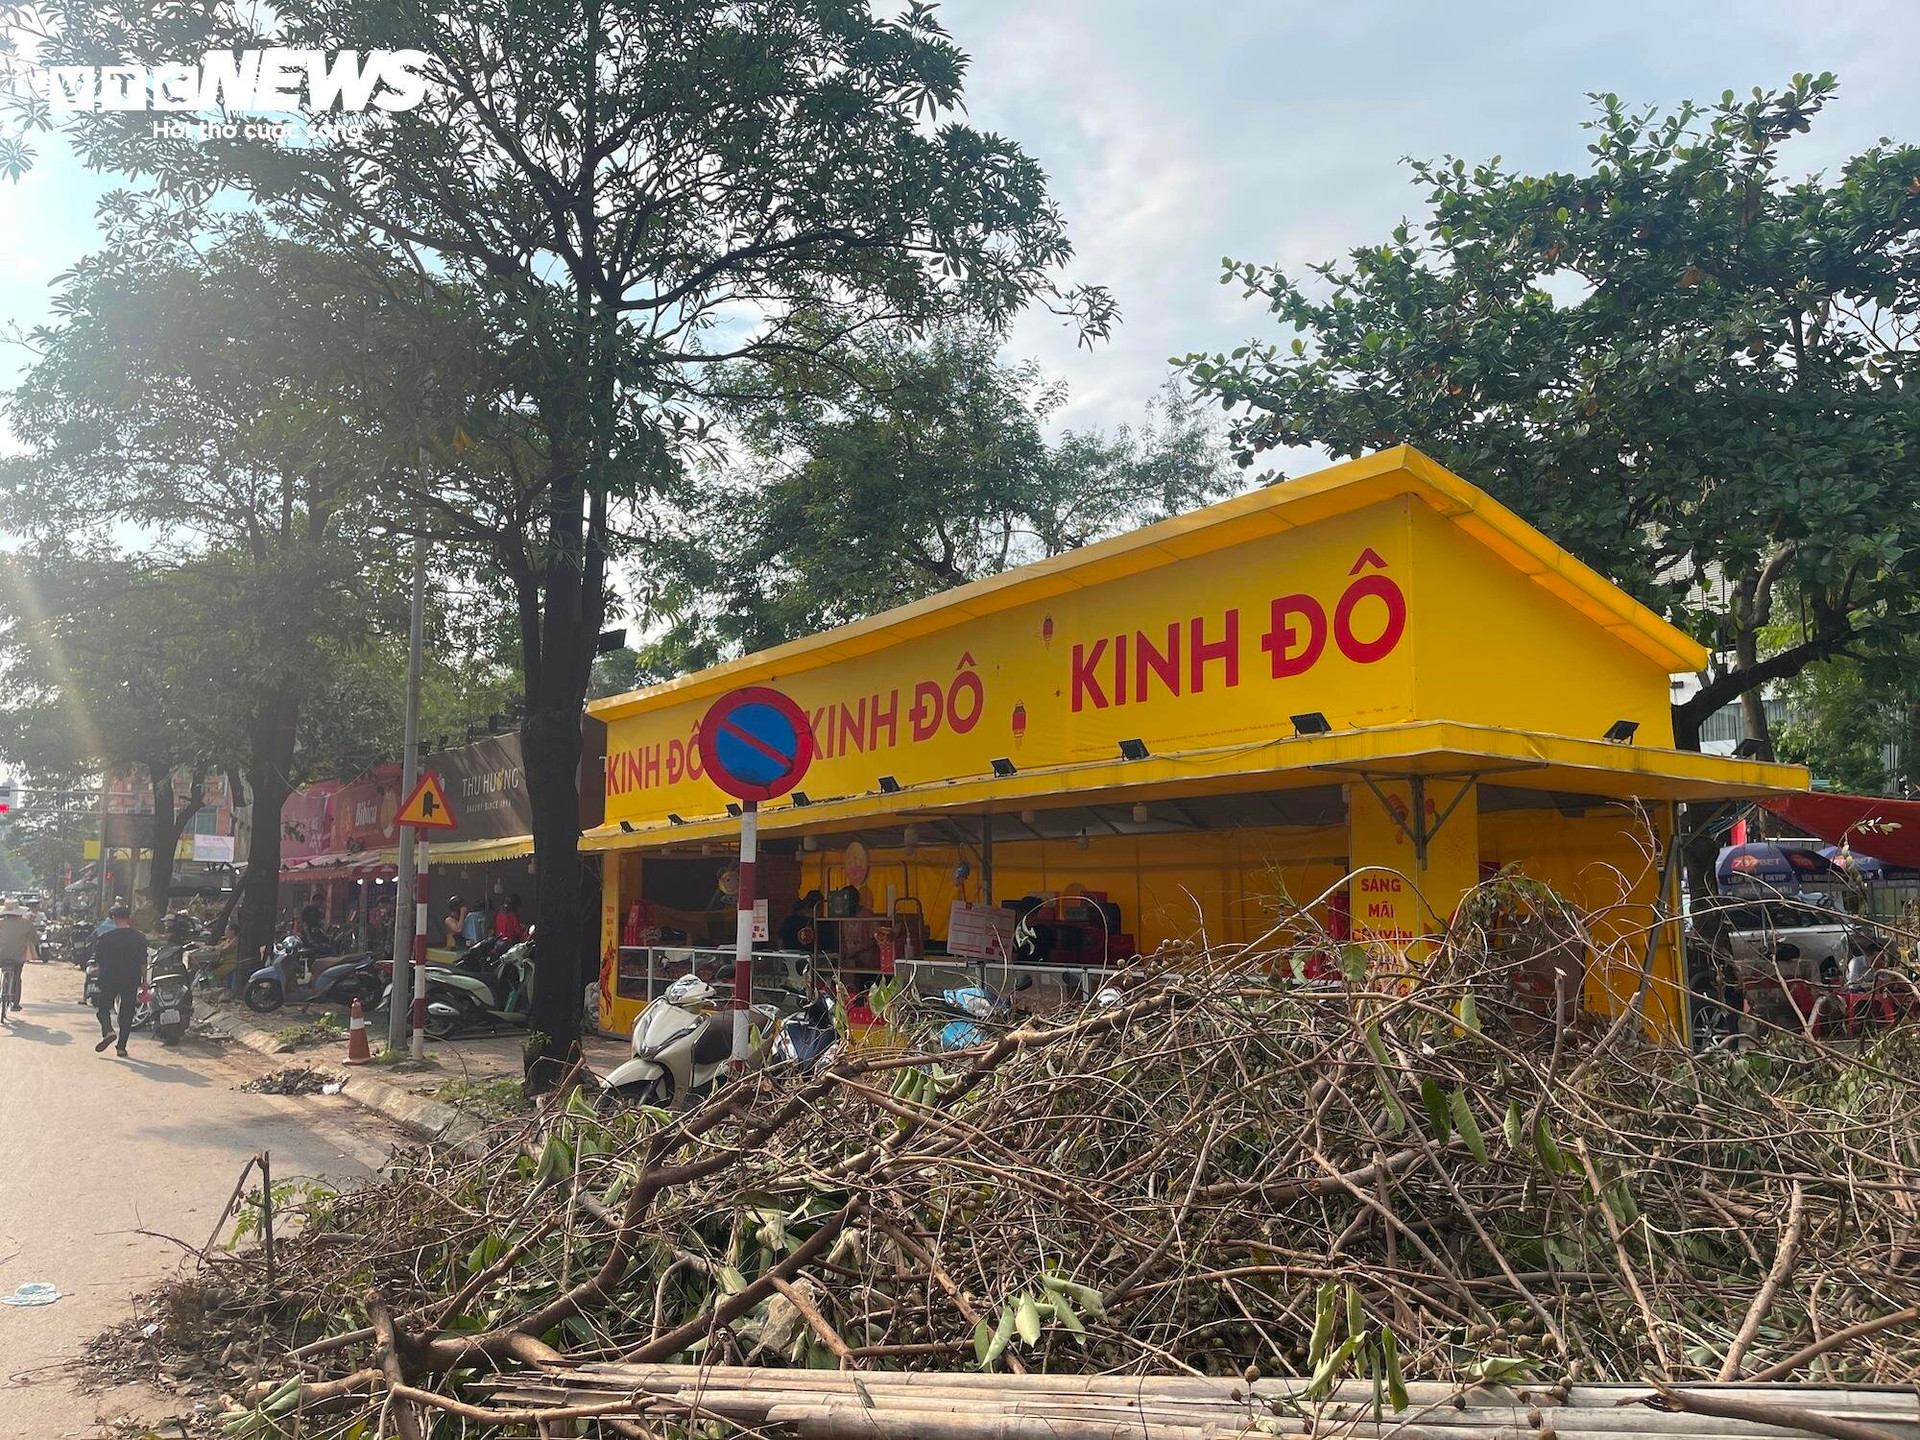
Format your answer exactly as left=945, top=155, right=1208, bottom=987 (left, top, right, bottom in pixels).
left=421, top=936, right=536, bottom=1034
left=933, top=974, right=1033, bottom=1049
left=373, top=975, right=464, bottom=1039
left=765, top=990, right=840, bottom=1076
left=603, top=974, right=778, bottom=1107
left=143, top=945, right=195, bottom=1045
left=244, top=936, right=388, bottom=1014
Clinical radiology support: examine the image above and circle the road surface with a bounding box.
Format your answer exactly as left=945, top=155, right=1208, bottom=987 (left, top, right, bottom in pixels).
left=0, top=960, right=407, bottom=1437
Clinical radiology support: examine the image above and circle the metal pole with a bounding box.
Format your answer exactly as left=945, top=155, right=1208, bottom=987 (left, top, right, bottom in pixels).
left=96, top=776, right=110, bottom=914
left=388, top=470, right=428, bottom=1052
left=410, top=835, right=430, bottom=1060
left=732, top=801, right=757, bottom=1068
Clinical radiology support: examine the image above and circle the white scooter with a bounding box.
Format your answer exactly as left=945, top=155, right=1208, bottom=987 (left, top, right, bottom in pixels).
left=603, top=974, right=777, bottom=1107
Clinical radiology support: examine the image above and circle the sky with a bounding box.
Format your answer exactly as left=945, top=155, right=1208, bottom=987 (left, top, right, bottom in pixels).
left=2, top=1, right=1918, bottom=445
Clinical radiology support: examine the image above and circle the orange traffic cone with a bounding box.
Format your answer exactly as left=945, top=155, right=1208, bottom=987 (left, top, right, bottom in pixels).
left=345, top=998, right=372, bottom=1065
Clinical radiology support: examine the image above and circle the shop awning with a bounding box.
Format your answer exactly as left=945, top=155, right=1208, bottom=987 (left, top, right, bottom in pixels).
left=428, top=836, right=534, bottom=867
left=281, top=851, right=398, bottom=882
left=1761, top=791, right=1920, bottom=869
left=583, top=720, right=1806, bottom=852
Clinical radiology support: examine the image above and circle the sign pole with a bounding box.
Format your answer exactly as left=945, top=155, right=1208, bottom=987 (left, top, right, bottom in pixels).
left=389, top=462, right=428, bottom=1052
left=410, top=835, right=430, bottom=1060
left=732, top=800, right=757, bottom=1069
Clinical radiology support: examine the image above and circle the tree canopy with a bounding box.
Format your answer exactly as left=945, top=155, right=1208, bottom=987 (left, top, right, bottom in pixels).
left=20, top=0, right=1110, bottom=1077
left=1179, top=74, right=1920, bottom=753
left=639, top=327, right=1236, bottom=672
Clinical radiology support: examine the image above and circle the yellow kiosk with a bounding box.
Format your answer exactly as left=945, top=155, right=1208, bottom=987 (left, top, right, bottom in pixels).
left=584, top=447, right=1807, bottom=1039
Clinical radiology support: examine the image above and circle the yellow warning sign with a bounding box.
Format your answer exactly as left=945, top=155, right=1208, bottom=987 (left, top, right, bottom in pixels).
left=396, top=771, right=458, bottom=830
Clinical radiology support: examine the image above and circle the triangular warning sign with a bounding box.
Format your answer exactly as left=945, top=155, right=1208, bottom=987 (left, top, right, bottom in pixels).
left=396, top=771, right=458, bottom=831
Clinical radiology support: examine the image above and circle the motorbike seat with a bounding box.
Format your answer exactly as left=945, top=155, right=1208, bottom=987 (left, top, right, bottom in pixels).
left=692, top=1013, right=734, bottom=1065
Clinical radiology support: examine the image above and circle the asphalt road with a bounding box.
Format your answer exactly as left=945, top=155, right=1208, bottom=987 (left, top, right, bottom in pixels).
left=0, top=960, right=407, bottom=1437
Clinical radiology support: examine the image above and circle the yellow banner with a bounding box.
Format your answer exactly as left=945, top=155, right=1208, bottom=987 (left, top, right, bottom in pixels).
left=83, top=837, right=194, bottom=861
left=606, top=503, right=1417, bottom=825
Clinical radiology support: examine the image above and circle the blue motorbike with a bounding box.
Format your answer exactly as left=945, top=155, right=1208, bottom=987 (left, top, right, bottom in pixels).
left=934, top=974, right=1033, bottom=1048
left=243, top=935, right=388, bottom=1014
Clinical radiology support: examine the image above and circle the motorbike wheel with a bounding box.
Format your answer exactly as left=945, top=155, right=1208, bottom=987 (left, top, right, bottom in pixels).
left=424, top=1007, right=460, bottom=1041
left=243, top=978, right=285, bottom=1014
left=600, top=1072, right=675, bottom=1111
left=158, top=1021, right=186, bottom=1046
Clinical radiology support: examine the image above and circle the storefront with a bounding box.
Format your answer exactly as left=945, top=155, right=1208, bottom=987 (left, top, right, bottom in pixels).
left=275, top=770, right=402, bottom=947
left=416, top=734, right=538, bottom=953
left=581, top=447, right=1809, bottom=1042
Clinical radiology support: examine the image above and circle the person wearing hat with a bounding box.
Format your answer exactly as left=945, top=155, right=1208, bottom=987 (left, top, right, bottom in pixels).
left=0, top=902, right=36, bottom=1013
left=93, top=903, right=146, bottom=1056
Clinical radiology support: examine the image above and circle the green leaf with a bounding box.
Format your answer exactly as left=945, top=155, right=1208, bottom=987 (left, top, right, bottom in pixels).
left=1450, top=1089, right=1489, bottom=1163
left=1502, top=1100, right=1525, bottom=1154
left=1456, top=990, right=1480, bottom=1033
left=1308, top=1281, right=1337, bottom=1364
left=1014, top=1293, right=1043, bottom=1345
left=1419, top=1076, right=1452, bottom=1141
left=1533, top=1114, right=1572, bottom=1174
left=1380, top=1324, right=1409, bottom=1412
left=1376, top=1074, right=1407, bottom=1136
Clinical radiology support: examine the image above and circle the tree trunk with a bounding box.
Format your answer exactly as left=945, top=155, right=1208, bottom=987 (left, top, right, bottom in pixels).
left=145, top=761, right=176, bottom=926
left=522, top=701, right=587, bottom=1088
left=1671, top=703, right=1728, bottom=963
left=144, top=762, right=207, bottom=922
left=237, top=693, right=300, bottom=971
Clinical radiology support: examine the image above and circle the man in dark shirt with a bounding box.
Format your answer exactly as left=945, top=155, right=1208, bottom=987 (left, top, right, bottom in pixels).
left=93, top=904, right=146, bottom=1057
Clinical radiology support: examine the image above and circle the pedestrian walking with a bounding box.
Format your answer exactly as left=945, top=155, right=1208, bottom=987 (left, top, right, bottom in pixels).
left=93, top=903, right=145, bottom=1057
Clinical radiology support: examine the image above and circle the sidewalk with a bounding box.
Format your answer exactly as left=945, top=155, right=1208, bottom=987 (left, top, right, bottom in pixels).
left=199, top=1000, right=629, bottom=1155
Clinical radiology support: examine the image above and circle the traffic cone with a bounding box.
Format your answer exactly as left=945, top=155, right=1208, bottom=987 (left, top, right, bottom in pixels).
left=345, top=998, right=372, bottom=1065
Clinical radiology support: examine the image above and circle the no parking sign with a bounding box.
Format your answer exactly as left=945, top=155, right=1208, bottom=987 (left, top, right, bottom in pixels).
left=697, top=685, right=815, bottom=804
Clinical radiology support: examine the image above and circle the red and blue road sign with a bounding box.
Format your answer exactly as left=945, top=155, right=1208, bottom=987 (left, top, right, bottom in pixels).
left=697, top=686, right=816, bottom=804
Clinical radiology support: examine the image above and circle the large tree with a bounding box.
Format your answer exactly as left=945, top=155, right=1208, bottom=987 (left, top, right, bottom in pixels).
left=1179, top=74, right=1920, bottom=762
left=0, top=554, right=231, bottom=918
left=0, top=233, right=409, bottom=960
left=30, top=0, right=1111, bottom=1080
left=641, top=327, right=1236, bottom=670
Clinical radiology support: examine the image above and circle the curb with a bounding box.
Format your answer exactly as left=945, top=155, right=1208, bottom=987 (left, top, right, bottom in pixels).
left=203, top=1006, right=491, bottom=1157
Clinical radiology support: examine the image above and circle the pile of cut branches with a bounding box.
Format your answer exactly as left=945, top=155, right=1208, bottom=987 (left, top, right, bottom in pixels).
left=163, top=937, right=1920, bottom=1439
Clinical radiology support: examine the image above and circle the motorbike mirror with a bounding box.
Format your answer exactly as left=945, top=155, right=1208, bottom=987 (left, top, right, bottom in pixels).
left=1014, top=973, right=1034, bottom=991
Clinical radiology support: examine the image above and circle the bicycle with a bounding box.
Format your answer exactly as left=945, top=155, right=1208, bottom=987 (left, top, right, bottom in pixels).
left=0, top=962, right=21, bottom=1022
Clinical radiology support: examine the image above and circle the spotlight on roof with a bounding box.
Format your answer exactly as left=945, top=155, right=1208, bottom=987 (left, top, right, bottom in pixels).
left=791, top=791, right=811, bottom=807
left=667, top=813, right=686, bottom=826
left=991, top=758, right=1017, bottom=778
left=725, top=803, right=742, bottom=818
left=877, top=775, right=901, bottom=794
left=1603, top=719, right=1640, bottom=744
left=596, top=628, right=628, bottom=655
left=1290, top=712, right=1332, bottom=736
left=619, top=820, right=635, bottom=834
left=1732, top=737, right=1764, bottom=759
left=1118, top=738, right=1149, bottom=761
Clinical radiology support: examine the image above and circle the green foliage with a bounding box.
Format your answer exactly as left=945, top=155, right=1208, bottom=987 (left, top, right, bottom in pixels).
left=18, top=0, right=1109, bottom=1073
left=435, top=1075, right=533, bottom=1120
left=271, top=1012, right=344, bottom=1049
left=1180, top=75, right=1920, bottom=742
left=1774, top=658, right=1897, bottom=793
left=640, top=327, right=1235, bottom=670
